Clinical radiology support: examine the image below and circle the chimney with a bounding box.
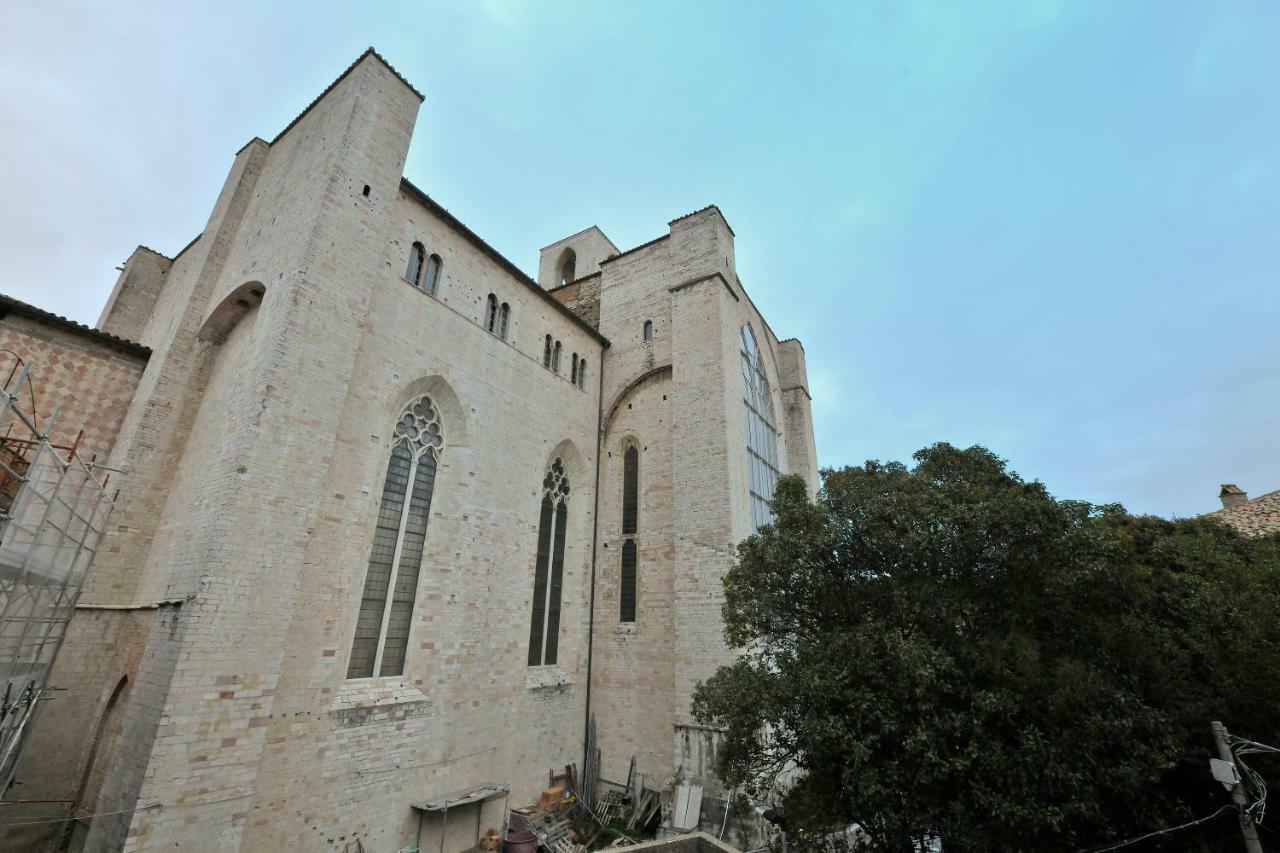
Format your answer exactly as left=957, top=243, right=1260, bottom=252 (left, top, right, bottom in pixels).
left=1219, top=484, right=1248, bottom=509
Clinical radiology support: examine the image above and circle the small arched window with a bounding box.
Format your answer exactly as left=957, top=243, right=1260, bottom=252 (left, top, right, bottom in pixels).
left=543, top=335, right=553, bottom=368
left=349, top=396, right=444, bottom=678
left=577, top=359, right=586, bottom=390
left=528, top=458, right=571, bottom=666
left=552, top=341, right=561, bottom=373
left=571, top=354, right=579, bottom=385
left=484, top=294, right=498, bottom=332
left=498, top=302, right=510, bottom=339
left=406, top=242, right=425, bottom=286
left=559, top=249, right=577, bottom=286
left=643, top=320, right=653, bottom=342
left=422, top=253, right=441, bottom=296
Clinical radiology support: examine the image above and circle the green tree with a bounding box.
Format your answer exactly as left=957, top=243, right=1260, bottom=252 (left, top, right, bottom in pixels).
left=693, top=444, right=1280, bottom=852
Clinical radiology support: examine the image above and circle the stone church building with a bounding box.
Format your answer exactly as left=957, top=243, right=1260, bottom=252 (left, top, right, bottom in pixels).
left=3, top=50, right=817, bottom=851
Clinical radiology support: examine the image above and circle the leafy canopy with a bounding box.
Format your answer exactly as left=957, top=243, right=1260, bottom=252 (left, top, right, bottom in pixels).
left=693, top=443, right=1280, bottom=852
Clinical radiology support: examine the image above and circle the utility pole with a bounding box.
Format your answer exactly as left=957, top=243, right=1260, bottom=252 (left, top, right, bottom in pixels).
left=1212, top=721, right=1264, bottom=853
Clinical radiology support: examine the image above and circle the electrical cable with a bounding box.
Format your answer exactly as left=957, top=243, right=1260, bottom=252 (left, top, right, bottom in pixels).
left=1075, top=805, right=1235, bottom=853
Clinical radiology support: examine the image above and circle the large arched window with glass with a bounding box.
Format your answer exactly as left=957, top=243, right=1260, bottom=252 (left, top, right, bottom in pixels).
left=528, top=458, right=570, bottom=666
left=741, top=324, right=780, bottom=531
left=348, top=396, right=444, bottom=679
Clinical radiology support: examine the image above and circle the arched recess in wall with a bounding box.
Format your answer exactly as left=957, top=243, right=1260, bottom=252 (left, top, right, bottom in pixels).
left=61, top=676, right=131, bottom=852
left=387, top=375, right=469, bottom=450
left=197, top=281, right=265, bottom=344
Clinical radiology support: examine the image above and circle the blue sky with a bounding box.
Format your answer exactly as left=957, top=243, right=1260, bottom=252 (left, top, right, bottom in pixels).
left=1, top=1, right=1277, bottom=518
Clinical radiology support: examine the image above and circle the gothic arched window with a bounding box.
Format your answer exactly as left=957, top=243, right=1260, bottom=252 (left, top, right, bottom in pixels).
left=741, top=324, right=780, bottom=531
left=423, top=253, right=442, bottom=296
left=620, top=444, right=639, bottom=622
left=406, top=242, right=425, bottom=286
left=528, top=458, right=571, bottom=666
left=348, top=396, right=444, bottom=679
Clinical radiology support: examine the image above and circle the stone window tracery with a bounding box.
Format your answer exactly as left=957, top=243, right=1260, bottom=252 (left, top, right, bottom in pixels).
left=528, top=458, right=570, bottom=666
left=348, top=395, right=444, bottom=679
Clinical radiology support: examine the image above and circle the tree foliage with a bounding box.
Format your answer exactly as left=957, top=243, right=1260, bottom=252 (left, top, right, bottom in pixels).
left=692, top=443, right=1280, bottom=852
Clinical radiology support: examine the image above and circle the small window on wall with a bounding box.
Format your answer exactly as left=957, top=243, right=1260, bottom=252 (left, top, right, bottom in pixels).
left=423, top=254, right=442, bottom=296
left=552, top=341, right=562, bottom=373
left=406, top=242, right=425, bottom=286
left=498, top=303, right=510, bottom=339
left=571, top=354, right=579, bottom=385
left=484, top=294, right=498, bottom=332
left=577, top=360, right=586, bottom=390
left=543, top=335, right=553, bottom=368
left=643, top=320, right=653, bottom=342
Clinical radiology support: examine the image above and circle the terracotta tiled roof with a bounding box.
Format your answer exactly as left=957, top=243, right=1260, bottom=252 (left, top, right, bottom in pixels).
left=0, top=293, right=151, bottom=358
left=1209, top=489, right=1280, bottom=537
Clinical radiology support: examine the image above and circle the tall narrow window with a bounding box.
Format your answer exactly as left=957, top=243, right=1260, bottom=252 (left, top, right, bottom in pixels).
left=620, top=540, right=637, bottom=623
left=620, top=445, right=638, bottom=622
left=528, top=458, right=570, bottom=666
left=571, top=354, right=579, bottom=385
left=577, top=359, right=586, bottom=390
left=552, top=341, right=562, bottom=373
left=406, top=242, right=425, bottom=286
left=484, top=294, right=498, bottom=332
left=622, top=445, right=639, bottom=535
left=498, top=302, right=510, bottom=339
left=741, top=325, right=780, bottom=531
left=543, top=335, right=553, bottom=368
left=643, top=320, right=653, bottom=342
left=423, top=253, right=442, bottom=295
left=349, top=396, right=444, bottom=679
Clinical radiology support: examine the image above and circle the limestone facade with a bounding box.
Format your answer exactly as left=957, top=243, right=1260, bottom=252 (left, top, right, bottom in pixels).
left=2, top=49, right=817, bottom=852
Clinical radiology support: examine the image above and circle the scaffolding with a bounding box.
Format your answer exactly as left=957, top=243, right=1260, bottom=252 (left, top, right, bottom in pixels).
left=0, top=355, right=117, bottom=791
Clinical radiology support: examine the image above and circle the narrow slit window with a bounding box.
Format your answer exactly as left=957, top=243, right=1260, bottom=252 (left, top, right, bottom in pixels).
left=528, top=458, right=570, bottom=666
left=498, top=302, right=510, bottom=339
left=577, top=359, right=586, bottom=390
left=643, top=320, right=653, bottom=342
left=544, top=335, right=553, bottom=368
left=552, top=341, right=561, bottom=373
left=348, top=396, right=444, bottom=679
left=620, top=539, right=637, bottom=623
left=622, top=445, right=638, bottom=535
left=571, top=354, right=579, bottom=385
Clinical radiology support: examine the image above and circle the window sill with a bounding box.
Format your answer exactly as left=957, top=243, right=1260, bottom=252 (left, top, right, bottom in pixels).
left=526, top=666, right=574, bottom=692
left=330, top=678, right=429, bottom=712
